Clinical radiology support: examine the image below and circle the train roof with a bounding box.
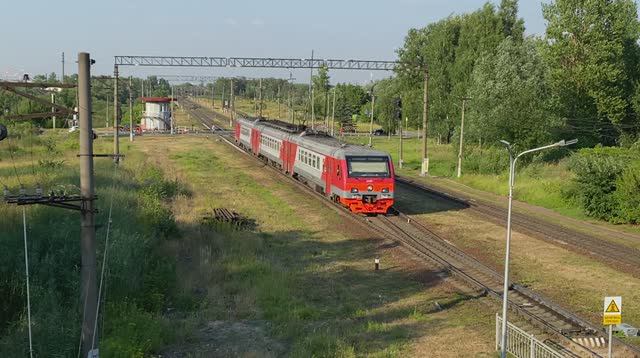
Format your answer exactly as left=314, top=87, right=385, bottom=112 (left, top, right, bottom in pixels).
left=237, top=116, right=391, bottom=159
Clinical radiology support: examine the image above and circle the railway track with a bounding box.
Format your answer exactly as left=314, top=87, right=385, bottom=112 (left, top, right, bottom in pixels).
left=180, top=98, right=640, bottom=357
left=395, top=177, right=640, bottom=279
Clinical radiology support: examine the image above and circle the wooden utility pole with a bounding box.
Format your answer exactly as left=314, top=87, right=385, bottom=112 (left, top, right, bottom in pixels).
left=78, top=52, right=98, bottom=358
left=457, top=97, right=470, bottom=178
left=420, top=67, right=429, bottom=176
left=113, top=65, right=120, bottom=164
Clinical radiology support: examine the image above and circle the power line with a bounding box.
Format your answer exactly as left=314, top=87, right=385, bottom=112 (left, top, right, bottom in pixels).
left=22, top=207, right=33, bottom=358
left=91, top=163, right=117, bottom=351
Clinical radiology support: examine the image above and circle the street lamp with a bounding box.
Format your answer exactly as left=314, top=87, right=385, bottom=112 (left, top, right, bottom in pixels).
left=498, top=138, right=577, bottom=358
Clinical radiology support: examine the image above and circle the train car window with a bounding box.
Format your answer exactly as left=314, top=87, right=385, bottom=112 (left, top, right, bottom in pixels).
left=346, top=156, right=390, bottom=178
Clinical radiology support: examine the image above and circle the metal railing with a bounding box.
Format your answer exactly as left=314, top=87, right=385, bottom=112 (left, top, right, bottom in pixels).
left=496, top=314, right=564, bottom=358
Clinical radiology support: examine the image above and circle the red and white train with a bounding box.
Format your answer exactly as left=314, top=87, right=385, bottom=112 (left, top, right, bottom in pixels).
left=234, top=117, right=395, bottom=214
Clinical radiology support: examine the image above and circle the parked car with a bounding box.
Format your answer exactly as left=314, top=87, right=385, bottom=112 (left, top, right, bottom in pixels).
left=373, top=129, right=385, bottom=136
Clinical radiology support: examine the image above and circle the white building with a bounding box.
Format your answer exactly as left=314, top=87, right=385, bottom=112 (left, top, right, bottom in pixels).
left=141, top=97, right=173, bottom=131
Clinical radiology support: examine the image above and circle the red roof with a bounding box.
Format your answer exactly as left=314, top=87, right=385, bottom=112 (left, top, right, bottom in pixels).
left=141, top=97, right=174, bottom=103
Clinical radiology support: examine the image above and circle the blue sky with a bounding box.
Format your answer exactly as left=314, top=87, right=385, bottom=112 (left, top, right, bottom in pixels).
left=1, top=0, right=548, bottom=84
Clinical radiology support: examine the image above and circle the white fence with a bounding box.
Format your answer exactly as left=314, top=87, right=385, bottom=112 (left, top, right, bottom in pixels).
left=496, top=314, right=564, bottom=358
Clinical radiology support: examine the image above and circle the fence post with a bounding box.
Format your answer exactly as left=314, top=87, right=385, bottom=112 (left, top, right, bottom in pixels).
left=496, top=313, right=500, bottom=351
left=530, top=333, right=535, bottom=358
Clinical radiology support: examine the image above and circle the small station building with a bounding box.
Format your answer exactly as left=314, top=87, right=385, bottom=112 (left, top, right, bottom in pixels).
left=141, top=97, right=173, bottom=131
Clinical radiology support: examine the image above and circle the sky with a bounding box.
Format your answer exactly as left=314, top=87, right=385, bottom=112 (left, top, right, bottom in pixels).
left=1, top=0, right=548, bottom=84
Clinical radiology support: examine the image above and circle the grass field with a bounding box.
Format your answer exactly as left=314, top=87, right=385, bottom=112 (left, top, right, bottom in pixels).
left=0, top=128, right=186, bottom=357
left=137, top=135, right=497, bottom=357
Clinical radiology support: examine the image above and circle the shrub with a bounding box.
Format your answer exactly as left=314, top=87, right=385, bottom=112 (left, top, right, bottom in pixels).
left=463, top=146, right=510, bottom=175
left=567, top=146, right=640, bottom=223
left=614, top=162, right=640, bottom=224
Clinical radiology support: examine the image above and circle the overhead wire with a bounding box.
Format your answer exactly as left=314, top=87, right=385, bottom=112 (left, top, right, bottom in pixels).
left=91, top=162, right=118, bottom=351
left=22, top=207, right=34, bottom=358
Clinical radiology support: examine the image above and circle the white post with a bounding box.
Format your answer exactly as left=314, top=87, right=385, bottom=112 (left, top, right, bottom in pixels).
left=457, top=98, right=467, bottom=178
left=530, top=333, right=535, bottom=358
left=500, top=154, right=515, bottom=358
left=496, top=313, right=500, bottom=351
left=608, top=325, right=613, bottom=358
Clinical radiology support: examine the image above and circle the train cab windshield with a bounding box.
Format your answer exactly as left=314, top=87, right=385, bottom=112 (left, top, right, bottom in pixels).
left=346, top=156, right=390, bottom=178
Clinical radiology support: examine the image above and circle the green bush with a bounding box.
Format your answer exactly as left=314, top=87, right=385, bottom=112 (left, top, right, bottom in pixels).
left=614, top=162, right=640, bottom=224
left=463, top=146, right=510, bottom=175
left=567, top=145, right=640, bottom=223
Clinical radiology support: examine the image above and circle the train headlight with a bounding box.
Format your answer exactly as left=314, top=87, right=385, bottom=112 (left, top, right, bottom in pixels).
left=382, top=188, right=389, bottom=193
left=367, top=185, right=373, bottom=192
left=350, top=188, right=359, bottom=193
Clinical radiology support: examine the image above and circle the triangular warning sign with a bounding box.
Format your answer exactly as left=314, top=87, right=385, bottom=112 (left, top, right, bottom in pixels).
left=606, top=300, right=620, bottom=313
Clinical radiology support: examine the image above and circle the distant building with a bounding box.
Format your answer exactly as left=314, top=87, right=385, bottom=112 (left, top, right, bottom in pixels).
left=141, top=97, right=173, bottom=131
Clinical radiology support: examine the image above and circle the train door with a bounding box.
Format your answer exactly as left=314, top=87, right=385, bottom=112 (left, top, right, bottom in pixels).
left=251, top=129, right=260, bottom=154
left=323, top=158, right=332, bottom=195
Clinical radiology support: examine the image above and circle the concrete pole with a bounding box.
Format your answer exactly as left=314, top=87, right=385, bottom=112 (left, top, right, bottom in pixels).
left=259, top=78, right=263, bottom=118
left=309, top=50, right=314, bottom=129
left=420, top=68, right=429, bottom=176
left=78, top=52, right=97, bottom=358
left=51, top=93, right=56, bottom=129
left=311, top=88, right=315, bottom=129
left=230, top=79, right=235, bottom=126
left=457, top=97, right=468, bottom=178
left=368, top=91, right=375, bottom=147
left=399, top=117, right=405, bottom=168
left=277, top=86, right=281, bottom=120
left=221, top=82, right=225, bottom=111
left=211, top=84, right=215, bottom=110
left=170, top=86, right=175, bottom=135
left=129, top=76, right=133, bottom=142
left=113, top=65, right=119, bottom=164
left=105, top=95, right=109, bottom=128
left=61, top=52, right=65, bottom=84
left=331, top=87, right=336, bottom=136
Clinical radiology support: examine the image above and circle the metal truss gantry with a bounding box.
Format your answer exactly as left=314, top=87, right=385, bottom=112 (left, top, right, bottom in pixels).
left=155, top=75, right=219, bottom=83
left=114, top=56, right=397, bottom=71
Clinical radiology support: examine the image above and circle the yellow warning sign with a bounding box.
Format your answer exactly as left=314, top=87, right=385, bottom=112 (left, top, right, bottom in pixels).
left=606, top=299, right=620, bottom=313
left=603, top=315, right=621, bottom=325
left=603, top=296, right=622, bottom=326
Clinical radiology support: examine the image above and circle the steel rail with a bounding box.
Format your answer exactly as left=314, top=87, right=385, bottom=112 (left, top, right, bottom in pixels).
left=181, top=100, right=640, bottom=358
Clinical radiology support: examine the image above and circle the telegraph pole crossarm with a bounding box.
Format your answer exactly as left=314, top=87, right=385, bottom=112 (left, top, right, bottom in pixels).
left=3, top=191, right=96, bottom=212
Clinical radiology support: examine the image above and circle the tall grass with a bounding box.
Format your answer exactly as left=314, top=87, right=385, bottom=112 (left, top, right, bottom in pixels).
left=0, top=126, right=186, bottom=356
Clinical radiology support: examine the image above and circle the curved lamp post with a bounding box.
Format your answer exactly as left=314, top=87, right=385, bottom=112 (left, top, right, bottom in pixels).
left=498, top=138, right=577, bottom=358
